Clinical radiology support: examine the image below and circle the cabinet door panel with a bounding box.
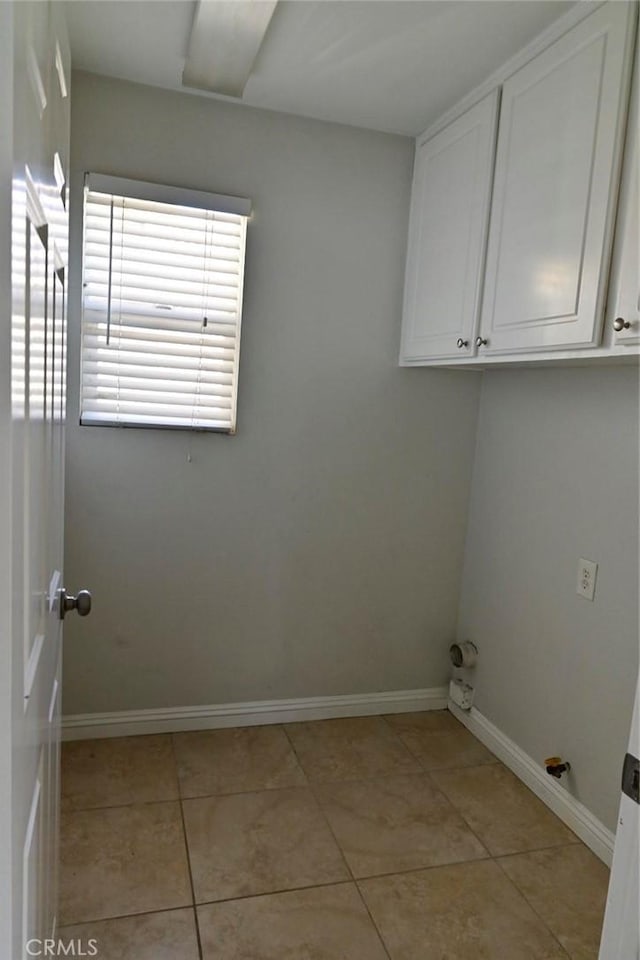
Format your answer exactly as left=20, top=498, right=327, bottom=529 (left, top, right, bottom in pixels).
left=480, top=2, right=635, bottom=355
left=608, top=24, right=639, bottom=347
left=400, top=91, right=498, bottom=361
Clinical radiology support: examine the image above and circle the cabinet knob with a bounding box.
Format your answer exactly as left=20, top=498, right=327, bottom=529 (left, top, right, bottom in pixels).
left=613, top=317, right=631, bottom=332
left=456, top=338, right=469, bottom=349
left=475, top=336, right=488, bottom=347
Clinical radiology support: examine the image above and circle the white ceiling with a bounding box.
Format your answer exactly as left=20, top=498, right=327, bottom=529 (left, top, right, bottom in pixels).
left=63, top=0, right=577, bottom=136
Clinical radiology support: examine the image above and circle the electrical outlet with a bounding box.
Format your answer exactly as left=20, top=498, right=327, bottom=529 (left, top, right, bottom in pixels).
left=577, top=558, right=598, bottom=601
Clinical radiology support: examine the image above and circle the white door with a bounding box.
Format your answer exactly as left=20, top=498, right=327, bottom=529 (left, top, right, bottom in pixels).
left=478, top=2, right=636, bottom=356
left=599, top=675, right=640, bottom=960
left=1, top=3, right=76, bottom=956
left=399, top=91, right=499, bottom=362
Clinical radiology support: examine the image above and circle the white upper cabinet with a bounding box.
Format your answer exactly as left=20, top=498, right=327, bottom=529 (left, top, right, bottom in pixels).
left=479, top=2, right=635, bottom=355
left=400, top=91, right=499, bottom=361
left=399, top=1, right=638, bottom=367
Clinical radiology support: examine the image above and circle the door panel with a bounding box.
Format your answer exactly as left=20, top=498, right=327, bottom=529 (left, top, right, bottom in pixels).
left=400, top=91, right=499, bottom=361
left=46, top=659, right=62, bottom=935
left=480, top=2, right=636, bottom=355
left=24, top=214, right=49, bottom=701
left=22, top=753, right=45, bottom=953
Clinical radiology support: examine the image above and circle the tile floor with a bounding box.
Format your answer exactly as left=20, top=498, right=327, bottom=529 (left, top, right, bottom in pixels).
left=58, top=711, right=609, bottom=959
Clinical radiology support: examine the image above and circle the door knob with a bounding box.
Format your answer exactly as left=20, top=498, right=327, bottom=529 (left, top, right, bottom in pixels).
left=456, top=338, right=469, bottom=348
left=475, top=336, right=488, bottom=347
left=58, top=588, right=92, bottom=620
left=613, top=317, right=631, bottom=332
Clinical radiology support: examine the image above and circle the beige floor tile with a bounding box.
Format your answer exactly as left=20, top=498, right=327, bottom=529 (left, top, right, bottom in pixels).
left=286, top=717, right=393, bottom=744
left=183, top=786, right=348, bottom=902
left=198, top=884, right=389, bottom=960
left=431, top=764, right=577, bottom=855
left=286, top=717, right=420, bottom=783
left=315, top=773, right=488, bottom=877
left=173, top=725, right=306, bottom=798
left=61, top=736, right=179, bottom=811
left=360, top=860, right=569, bottom=959
left=59, top=802, right=192, bottom=924
left=58, top=908, right=199, bottom=960
left=499, top=845, right=609, bottom=960
left=399, top=725, right=498, bottom=771
left=384, top=711, right=461, bottom=734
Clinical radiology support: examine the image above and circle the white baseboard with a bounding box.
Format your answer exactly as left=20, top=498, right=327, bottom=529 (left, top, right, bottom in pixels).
left=449, top=701, right=615, bottom=866
left=62, top=686, right=449, bottom=741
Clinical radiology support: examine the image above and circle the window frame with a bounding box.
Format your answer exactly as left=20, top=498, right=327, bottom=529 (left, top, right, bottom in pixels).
left=79, top=172, right=251, bottom=434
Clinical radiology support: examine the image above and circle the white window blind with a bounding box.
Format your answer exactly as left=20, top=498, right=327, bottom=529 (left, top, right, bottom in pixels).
left=80, top=173, right=250, bottom=432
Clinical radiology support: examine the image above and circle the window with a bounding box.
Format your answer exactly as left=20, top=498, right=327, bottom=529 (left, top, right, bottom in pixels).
left=80, top=173, right=250, bottom=432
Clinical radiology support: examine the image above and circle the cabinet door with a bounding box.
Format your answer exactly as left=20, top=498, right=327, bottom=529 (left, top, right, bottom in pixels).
left=479, top=2, right=636, bottom=355
left=608, top=23, right=639, bottom=347
left=400, top=91, right=498, bottom=362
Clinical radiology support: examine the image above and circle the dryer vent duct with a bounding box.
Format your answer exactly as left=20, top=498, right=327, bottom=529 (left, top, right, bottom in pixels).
left=449, top=641, right=478, bottom=669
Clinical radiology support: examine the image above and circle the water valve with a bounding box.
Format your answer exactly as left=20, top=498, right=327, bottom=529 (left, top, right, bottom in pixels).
left=544, top=756, right=571, bottom=779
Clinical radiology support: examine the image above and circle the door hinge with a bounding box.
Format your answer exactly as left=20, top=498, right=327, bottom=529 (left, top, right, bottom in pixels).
left=622, top=752, right=639, bottom=804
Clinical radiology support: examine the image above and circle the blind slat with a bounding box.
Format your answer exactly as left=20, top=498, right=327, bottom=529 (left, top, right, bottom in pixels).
left=88, top=193, right=244, bottom=223
left=84, top=218, right=242, bottom=246
left=82, top=385, right=233, bottom=405
left=81, top=411, right=233, bottom=430
left=83, top=313, right=238, bottom=338
left=84, top=241, right=241, bottom=269
left=84, top=262, right=241, bottom=287
left=86, top=268, right=241, bottom=293
left=83, top=361, right=233, bottom=383
left=85, top=284, right=239, bottom=311
left=86, top=197, right=244, bottom=227
left=81, top=179, right=248, bottom=432
left=83, top=342, right=235, bottom=367
left=83, top=316, right=237, bottom=339
left=82, top=398, right=232, bottom=417
left=84, top=304, right=238, bottom=327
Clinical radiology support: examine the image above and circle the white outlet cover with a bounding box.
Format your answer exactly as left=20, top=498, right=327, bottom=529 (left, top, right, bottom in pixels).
left=577, top=558, right=598, bottom=601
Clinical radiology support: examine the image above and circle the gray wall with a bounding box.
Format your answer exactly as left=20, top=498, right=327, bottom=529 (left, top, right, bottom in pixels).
left=458, top=367, right=639, bottom=831
left=63, top=72, right=482, bottom=714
